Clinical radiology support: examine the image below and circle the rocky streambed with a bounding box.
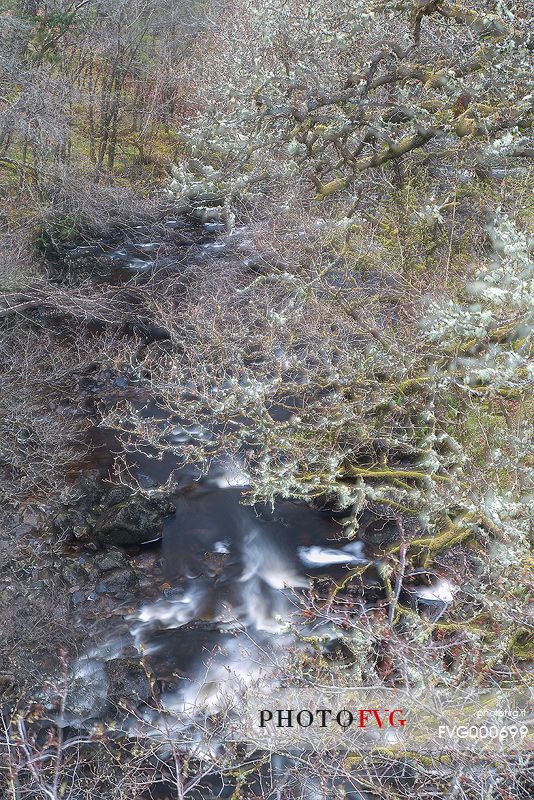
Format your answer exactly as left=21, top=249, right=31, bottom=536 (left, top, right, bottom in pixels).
left=1, top=210, right=461, bottom=796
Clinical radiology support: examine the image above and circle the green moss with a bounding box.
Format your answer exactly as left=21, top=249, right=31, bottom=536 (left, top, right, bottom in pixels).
left=35, top=214, right=78, bottom=255
left=460, top=408, right=507, bottom=467
left=508, top=628, right=533, bottom=661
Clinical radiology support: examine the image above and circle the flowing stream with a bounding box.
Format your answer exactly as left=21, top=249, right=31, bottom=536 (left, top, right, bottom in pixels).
left=59, top=216, right=379, bottom=731
left=58, top=215, right=450, bottom=765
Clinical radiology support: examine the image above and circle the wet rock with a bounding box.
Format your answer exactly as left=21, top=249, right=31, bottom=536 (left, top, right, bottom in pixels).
left=51, top=473, right=104, bottom=543
left=72, top=525, right=92, bottom=542
left=98, top=485, right=132, bottom=507
left=93, top=493, right=175, bottom=546
left=163, top=586, right=183, bottom=600
left=65, top=658, right=109, bottom=722
left=136, top=472, right=160, bottom=490
left=104, top=657, right=153, bottom=706
left=13, top=522, right=36, bottom=538
left=96, top=567, right=138, bottom=598
left=94, top=548, right=128, bottom=572
left=52, top=510, right=90, bottom=544
left=52, top=474, right=176, bottom=551
left=202, top=549, right=231, bottom=577
left=61, top=560, right=90, bottom=587
left=23, top=509, right=44, bottom=527
left=323, top=638, right=357, bottom=664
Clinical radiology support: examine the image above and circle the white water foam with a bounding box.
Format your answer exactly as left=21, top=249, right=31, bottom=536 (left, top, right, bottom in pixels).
left=298, top=540, right=367, bottom=567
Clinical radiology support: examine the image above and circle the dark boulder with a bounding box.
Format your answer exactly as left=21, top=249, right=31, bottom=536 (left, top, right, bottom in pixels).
left=95, top=566, right=138, bottom=598
left=93, top=547, right=129, bottom=572
left=64, top=658, right=110, bottom=722
left=104, top=657, right=153, bottom=706
left=51, top=473, right=176, bottom=548
left=51, top=509, right=91, bottom=543
left=93, top=493, right=175, bottom=546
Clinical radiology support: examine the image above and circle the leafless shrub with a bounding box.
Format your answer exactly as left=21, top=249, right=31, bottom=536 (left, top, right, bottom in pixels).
left=0, top=318, right=136, bottom=503
left=41, top=173, right=162, bottom=242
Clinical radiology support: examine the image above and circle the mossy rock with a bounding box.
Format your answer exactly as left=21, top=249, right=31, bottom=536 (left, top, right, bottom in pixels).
left=93, top=494, right=176, bottom=546
left=104, top=658, right=153, bottom=706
